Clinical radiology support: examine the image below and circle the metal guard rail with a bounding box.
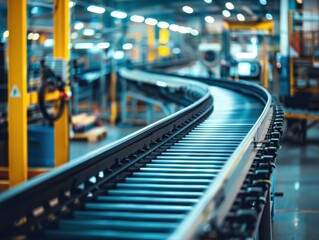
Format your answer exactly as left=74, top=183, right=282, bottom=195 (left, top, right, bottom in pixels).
left=0, top=68, right=274, bottom=239
left=0, top=69, right=213, bottom=235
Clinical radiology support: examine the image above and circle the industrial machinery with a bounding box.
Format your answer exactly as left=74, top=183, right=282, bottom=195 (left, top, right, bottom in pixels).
left=281, top=9, right=319, bottom=141
left=222, top=20, right=274, bottom=89
left=0, top=67, right=283, bottom=239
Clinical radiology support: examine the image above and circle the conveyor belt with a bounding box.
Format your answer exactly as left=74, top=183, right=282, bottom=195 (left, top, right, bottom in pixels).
left=0, top=69, right=283, bottom=239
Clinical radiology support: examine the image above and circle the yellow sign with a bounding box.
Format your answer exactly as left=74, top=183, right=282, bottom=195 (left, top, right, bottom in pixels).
left=10, top=85, right=21, bottom=98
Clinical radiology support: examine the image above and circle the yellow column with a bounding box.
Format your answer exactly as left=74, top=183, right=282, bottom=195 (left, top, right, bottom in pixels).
left=110, top=72, right=117, bottom=125
left=148, top=25, right=156, bottom=62
left=8, top=0, right=28, bottom=186
left=53, top=0, right=70, bottom=166
left=262, top=37, right=269, bottom=89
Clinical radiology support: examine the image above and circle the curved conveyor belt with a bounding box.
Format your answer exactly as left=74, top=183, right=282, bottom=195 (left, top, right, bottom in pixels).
left=0, top=69, right=283, bottom=239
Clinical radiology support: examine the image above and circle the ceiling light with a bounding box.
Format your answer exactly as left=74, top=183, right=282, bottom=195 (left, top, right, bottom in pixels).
left=235, top=52, right=257, bottom=59
left=33, top=33, right=40, bottom=40
left=266, top=13, right=273, bottom=20
left=191, top=29, right=199, bottom=36
left=83, top=29, right=95, bottom=36
left=237, top=13, right=245, bottom=21
left=27, top=33, right=34, bottom=40
left=182, top=6, right=194, bottom=14
left=3, top=30, right=9, bottom=38
left=110, top=10, right=127, bottom=19
left=74, top=43, right=94, bottom=49
left=296, top=0, right=303, bottom=4
left=114, top=51, right=125, bottom=60
left=157, top=21, right=169, bottom=29
left=172, top=48, right=181, bottom=54
left=74, top=22, right=84, bottom=30
left=31, top=7, right=39, bottom=15
left=156, top=81, right=168, bottom=87
left=205, top=16, right=215, bottom=23
left=44, top=39, right=54, bottom=47
left=130, top=15, right=144, bottom=23
left=123, top=43, right=133, bottom=50
left=225, top=2, right=234, bottom=10
left=97, top=42, right=110, bottom=49
left=259, top=0, right=267, bottom=5
left=169, top=24, right=179, bottom=32
left=222, top=10, right=231, bottom=17
left=204, top=0, right=212, bottom=3
left=69, top=1, right=76, bottom=8
left=71, top=32, right=78, bottom=39
left=145, top=18, right=158, bottom=26
left=187, top=27, right=193, bottom=33
left=178, top=26, right=188, bottom=34
left=87, top=5, right=105, bottom=14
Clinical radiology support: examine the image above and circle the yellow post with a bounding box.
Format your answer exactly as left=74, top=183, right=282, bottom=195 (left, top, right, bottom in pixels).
left=8, top=0, right=28, bottom=187
left=148, top=25, right=156, bottom=62
left=110, top=72, right=117, bottom=125
left=53, top=0, right=70, bottom=166
left=262, top=37, right=269, bottom=89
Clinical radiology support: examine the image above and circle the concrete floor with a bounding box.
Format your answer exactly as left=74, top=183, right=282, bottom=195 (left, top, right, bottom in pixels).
left=272, top=123, right=319, bottom=239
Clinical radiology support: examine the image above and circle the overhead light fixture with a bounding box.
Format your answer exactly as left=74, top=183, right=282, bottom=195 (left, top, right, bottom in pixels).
left=27, top=32, right=40, bottom=41
left=222, top=10, right=231, bottom=17
left=178, top=26, right=188, bottom=34
left=172, top=48, right=181, bottom=54
left=3, top=30, right=9, bottom=38
left=87, top=5, right=105, bottom=14
left=296, top=0, right=303, bottom=4
left=31, top=7, right=39, bottom=15
left=156, top=81, right=168, bottom=87
left=187, top=27, right=193, bottom=33
left=130, top=15, right=145, bottom=23
left=225, top=2, right=234, bottom=10
left=71, top=32, right=78, bottom=39
left=157, top=21, right=169, bottom=29
left=191, top=29, right=199, bottom=36
left=205, top=16, right=215, bottom=23
left=204, top=0, right=212, bottom=3
left=114, top=50, right=125, bottom=60
left=237, top=13, right=245, bottom=21
left=169, top=24, right=179, bottom=32
left=145, top=18, right=158, bottom=26
left=27, top=33, right=34, bottom=40
left=266, top=13, right=273, bottom=20
left=83, top=29, right=95, bottom=36
left=123, top=43, right=133, bottom=50
left=97, top=42, right=110, bottom=49
left=182, top=6, right=194, bottom=14
left=44, top=39, right=54, bottom=47
left=110, top=10, right=127, bottom=19
left=69, top=1, right=76, bottom=8
left=259, top=0, right=267, bottom=5
left=74, top=43, right=94, bottom=49
left=33, top=33, right=40, bottom=40
left=235, top=52, right=257, bottom=59
left=74, top=22, right=84, bottom=30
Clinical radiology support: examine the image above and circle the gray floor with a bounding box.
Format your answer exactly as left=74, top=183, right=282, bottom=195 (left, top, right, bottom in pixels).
left=70, top=123, right=142, bottom=160
left=272, top=124, right=319, bottom=239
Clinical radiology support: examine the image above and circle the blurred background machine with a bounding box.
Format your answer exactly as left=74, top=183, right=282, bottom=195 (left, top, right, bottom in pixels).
left=282, top=9, right=319, bottom=141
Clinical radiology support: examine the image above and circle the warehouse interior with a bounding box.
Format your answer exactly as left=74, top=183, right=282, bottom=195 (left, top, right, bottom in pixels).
left=0, top=0, right=319, bottom=239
